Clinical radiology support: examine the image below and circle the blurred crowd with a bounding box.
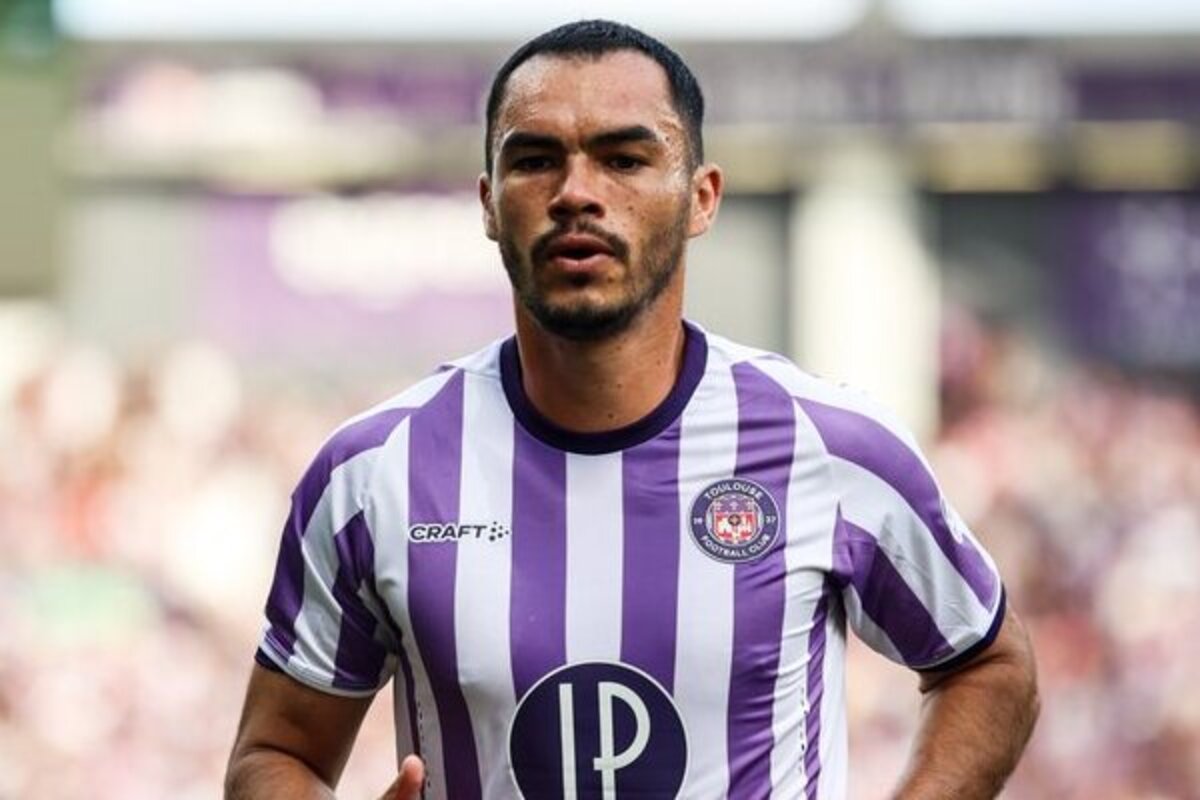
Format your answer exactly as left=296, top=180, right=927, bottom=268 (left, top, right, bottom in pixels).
left=2, top=307, right=1199, bottom=799
left=931, top=310, right=1199, bottom=800
left=0, top=320, right=406, bottom=799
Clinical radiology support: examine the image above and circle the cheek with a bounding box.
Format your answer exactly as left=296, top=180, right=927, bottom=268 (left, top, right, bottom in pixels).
left=497, top=191, right=545, bottom=235
left=633, top=191, right=689, bottom=235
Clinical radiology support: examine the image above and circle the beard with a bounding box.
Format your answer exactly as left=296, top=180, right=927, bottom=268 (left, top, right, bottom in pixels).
left=498, top=202, right=690, bottom=342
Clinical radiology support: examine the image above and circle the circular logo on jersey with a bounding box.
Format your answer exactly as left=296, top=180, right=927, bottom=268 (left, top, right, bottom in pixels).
left=508, top=662, right=688, bottom=799
left=688, top=478, right=781, bottom=564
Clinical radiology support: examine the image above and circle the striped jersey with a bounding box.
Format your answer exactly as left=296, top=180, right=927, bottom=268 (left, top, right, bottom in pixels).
left=256, top=321, right=1005, bottom=800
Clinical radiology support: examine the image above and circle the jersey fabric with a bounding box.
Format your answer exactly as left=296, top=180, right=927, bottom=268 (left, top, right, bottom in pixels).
left=256, top=321, right=1005, bottom=800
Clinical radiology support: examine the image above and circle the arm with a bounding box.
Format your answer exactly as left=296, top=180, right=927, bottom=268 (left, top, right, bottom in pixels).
left=225, top=663, right=374, bottom=799
left=225, top=663, right=425, bottom=799
left=891, top=604, right=1040, bottom=800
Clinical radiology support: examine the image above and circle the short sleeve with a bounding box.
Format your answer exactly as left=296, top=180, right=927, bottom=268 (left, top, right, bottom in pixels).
left=257, top=414, right=408, bottom=696
left=798, top=395, right=1005, bottom=671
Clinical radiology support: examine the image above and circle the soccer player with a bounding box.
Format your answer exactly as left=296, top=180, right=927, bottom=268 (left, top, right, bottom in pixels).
left=225, top=20, right=1038, bottom=800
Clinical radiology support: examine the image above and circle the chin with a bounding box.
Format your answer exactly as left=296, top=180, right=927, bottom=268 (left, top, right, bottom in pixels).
left=528, top=298, right=641, bottom=342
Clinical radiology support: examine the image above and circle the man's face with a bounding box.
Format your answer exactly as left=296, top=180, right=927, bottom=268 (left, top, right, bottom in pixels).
left=481, top=51, right=711, bottom=341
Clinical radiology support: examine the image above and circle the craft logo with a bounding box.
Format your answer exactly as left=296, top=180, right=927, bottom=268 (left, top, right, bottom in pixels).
left=407, top=521, right=510, bottom=543
left=688, top=478, right=780, bottom=564
left=508, top=662, right=688, bottom=800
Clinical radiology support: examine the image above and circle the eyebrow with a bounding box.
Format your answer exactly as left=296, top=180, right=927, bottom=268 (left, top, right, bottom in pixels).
left=587, top=125, right=661, bottom=149
left=499, top=125, right=663, bottom=157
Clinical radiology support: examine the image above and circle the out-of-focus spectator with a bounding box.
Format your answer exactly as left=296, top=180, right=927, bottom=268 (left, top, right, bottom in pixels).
left=0, top=323, right=404, bottom=800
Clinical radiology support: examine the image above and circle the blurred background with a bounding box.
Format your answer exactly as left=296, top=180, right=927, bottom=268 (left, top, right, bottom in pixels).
left=2, top=1, right=1199, bottom=797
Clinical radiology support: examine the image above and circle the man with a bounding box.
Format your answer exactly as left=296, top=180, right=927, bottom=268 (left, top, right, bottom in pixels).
left=225, top=19, right=1038, bottom=800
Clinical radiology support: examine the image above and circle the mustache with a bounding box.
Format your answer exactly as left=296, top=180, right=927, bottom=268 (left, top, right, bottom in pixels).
left=530, top=222, right=630, bottom=265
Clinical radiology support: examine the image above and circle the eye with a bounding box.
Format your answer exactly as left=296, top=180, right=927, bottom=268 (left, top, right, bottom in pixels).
left=608, top=154, right=646, bottom=172
left=511, top=155, right=554, bottom=172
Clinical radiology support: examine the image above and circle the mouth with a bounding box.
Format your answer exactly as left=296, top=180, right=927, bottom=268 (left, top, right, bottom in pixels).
left=541, top=234, right=618, bottom=272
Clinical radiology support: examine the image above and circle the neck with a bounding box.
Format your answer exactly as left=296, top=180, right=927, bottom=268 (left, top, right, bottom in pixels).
left=513, top=288, right=686, bottom=434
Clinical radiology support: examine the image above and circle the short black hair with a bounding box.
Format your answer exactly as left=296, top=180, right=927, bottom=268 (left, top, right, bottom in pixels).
left=484, top=19, right=705, bottom=172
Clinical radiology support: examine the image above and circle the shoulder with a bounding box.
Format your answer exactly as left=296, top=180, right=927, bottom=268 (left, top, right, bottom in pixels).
left=699, top=326, right=925, bottom=466
left=313, top=370, right=457, bottom=471
left=301, top=339, right=505, bottom=498
left=697, top=326, right=804, bottom=406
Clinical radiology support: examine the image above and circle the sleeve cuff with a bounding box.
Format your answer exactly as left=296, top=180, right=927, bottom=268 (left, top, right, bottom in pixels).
left=255, top=647, right=286, bottom=674
left=915, top=585, right=1007, bottom=674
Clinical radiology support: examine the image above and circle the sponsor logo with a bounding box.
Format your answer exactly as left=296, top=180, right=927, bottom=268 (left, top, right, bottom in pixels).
left=407, top=521, right=510, bottom=543
left=688, top=478, right=781, bottom=564
left=508, top=662, right=688, bottom=800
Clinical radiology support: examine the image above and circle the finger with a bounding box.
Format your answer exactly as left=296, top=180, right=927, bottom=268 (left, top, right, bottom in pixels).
left=395, top=755, right=425, bottom=799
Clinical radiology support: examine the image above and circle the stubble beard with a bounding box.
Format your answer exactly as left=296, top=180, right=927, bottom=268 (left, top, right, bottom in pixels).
left=499, top=203, right=691, bottom=342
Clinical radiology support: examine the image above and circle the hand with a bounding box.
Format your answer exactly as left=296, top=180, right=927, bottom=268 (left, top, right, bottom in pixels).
left=377, top=755, right=425, bottom=800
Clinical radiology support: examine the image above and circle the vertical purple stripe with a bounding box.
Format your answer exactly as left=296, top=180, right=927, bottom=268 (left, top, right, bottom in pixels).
left=803, top=587, right=830, bottom=800
left=405, top=371, right=482, bottom=799
left=832, top=512, right=954, bottom=666
left=509, top=425, right=568, bottom=699
left=295, top=408, right=418, bottom=531
left=332, top=512, right=387, bottom=690
left=727, top=362, right=795, bottom=798
left=265, top=406, right=414, bottom=657
left=263, top=503, right=311, bottom=658
left=620, top=424, right=683, bottom=692
left=795, top=398, right=997, bottom=608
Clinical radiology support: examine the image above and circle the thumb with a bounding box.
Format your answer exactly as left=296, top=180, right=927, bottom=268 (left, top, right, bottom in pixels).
left=379, top=754, right=425, bottom=800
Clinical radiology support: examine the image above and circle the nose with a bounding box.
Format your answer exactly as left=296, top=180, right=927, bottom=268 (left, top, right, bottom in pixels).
left=549, top=155, right=605, bottom=222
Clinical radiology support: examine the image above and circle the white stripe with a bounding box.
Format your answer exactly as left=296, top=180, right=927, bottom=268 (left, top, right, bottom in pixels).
left=368, top=420, right=448, bottom=800
left=455, top=373, right=518, bottom=800
left=391, top=686, right=416, bottom=775
left=288, top=447, right=388, bottom=693
left=748, top=352, right=946, bottom=486
left=673, top=351, right=739, bottom=798
left=841, top=596, right=904, bottom=664
left=443, top=339, right=504, bottom=376
left=816, top=609, right=848, bottom=800
left=702, top=328, right=778, bottom=368
left=564, top=451, right=624, bottom=663
left=769, top=395, right=839, bottom=795
left=831, top=458, right=996, bottom=659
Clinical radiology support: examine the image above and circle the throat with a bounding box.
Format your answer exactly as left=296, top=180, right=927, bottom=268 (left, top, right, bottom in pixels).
left=514, top=315, right=686, bottom=435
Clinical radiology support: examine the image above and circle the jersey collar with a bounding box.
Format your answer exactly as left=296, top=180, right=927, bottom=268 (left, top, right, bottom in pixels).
left=499, top=321, right=708, bottom=455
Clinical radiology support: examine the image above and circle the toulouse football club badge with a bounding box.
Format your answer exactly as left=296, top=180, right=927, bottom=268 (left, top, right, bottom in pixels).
left=689, top=478, right=781, bottom=564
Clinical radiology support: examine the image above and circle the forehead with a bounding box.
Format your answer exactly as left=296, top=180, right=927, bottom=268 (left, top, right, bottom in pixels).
left=496, top=50, right=682, bottom=138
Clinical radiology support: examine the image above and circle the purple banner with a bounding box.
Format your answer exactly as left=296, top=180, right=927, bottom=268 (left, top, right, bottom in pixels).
left=1060, top=192, right=1200, bottom=368
left=200, top=193, right=510, bottom=371
left=80, top=47, right=1200, bottom=128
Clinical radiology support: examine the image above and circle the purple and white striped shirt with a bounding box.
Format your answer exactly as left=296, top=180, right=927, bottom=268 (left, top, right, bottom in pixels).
left=257, top=321, right=1004, bottom=800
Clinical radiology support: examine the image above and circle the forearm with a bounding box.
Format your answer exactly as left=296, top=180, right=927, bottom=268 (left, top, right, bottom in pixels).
left=893, top=609, right=1040, bottom=800
left=224, top=747, right=337, bottom=800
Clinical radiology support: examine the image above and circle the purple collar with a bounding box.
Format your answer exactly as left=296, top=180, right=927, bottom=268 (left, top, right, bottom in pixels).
left=499, top=321, right=708, bottom=455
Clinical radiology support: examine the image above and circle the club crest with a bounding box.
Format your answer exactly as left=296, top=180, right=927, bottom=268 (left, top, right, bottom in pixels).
left=688, top=478, right=781, bottom=564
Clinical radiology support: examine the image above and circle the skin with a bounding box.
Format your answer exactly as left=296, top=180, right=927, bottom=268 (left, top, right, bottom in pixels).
left=224, top=664, right=423, bottom=799
left=480, top=50, right=723, bottom=433
left=895, top=604, right=1040, bottom=799
left=225, top=49, right=1038, bottom=799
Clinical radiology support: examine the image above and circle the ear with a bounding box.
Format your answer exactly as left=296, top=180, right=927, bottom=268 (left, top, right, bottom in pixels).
left=686, top=163, right=723, bottom=239
left=479, top=172, right=498, bottom=241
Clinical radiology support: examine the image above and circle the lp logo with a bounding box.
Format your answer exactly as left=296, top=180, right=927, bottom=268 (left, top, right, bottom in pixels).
left=508, top=662, right=688, bottom=799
